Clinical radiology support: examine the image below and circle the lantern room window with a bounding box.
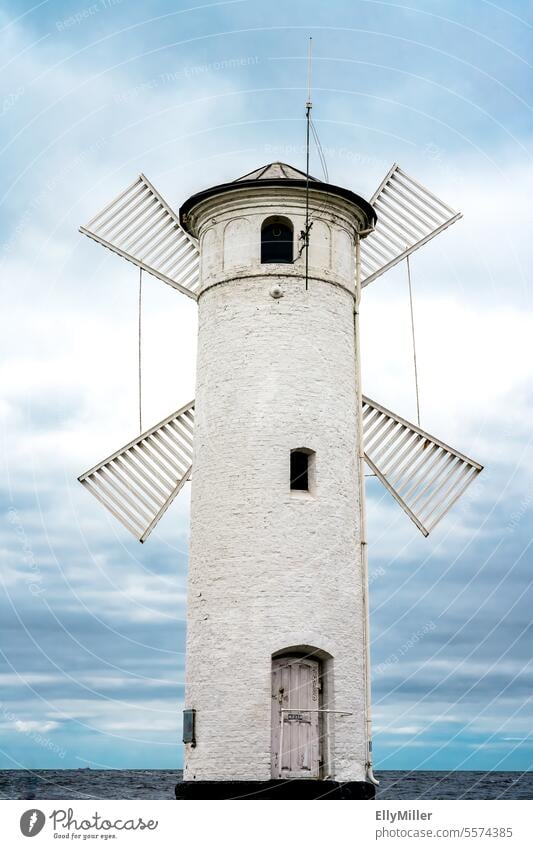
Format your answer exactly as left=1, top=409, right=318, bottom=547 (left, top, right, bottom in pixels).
left=261, top=217, right=293, bottom=264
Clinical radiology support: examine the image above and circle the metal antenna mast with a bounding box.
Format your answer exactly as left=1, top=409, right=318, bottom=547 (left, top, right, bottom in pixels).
left=304, top=37, right=312, bottom=291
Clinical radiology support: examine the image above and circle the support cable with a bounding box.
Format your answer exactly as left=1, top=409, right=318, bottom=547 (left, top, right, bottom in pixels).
left=310, top=119, right=328, bottom=183
left=138, top=267, right=143, bottom=434
left=406, top=253, right=421, bottom=427
left=308, top=118, right=333, bottom=223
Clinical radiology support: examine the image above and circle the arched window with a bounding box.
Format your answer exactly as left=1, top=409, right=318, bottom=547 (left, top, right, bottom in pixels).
left=261, top=216, right=293, bottom=264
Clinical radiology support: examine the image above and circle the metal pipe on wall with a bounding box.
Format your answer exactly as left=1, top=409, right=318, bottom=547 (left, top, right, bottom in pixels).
left=355, top=230, right=379, bottom=787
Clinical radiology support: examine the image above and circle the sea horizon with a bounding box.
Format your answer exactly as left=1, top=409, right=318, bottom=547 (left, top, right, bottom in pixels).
left=1, top=769, right=532, bottom=801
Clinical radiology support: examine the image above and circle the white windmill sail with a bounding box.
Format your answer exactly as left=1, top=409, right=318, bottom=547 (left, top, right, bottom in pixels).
left=80, top=174, right=200, bottom=299
left=360, top=164, right=462, bottom=287
left=362, top=396, right=482, bottom=536
left=79, top=401, right=194, bottom=543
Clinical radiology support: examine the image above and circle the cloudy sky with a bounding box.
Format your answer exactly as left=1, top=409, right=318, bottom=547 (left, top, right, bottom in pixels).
left=0, top=0, right=531, bottom=776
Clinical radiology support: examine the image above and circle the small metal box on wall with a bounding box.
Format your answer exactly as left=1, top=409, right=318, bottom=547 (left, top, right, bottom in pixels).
left=182, top=709, right=196, bottom=747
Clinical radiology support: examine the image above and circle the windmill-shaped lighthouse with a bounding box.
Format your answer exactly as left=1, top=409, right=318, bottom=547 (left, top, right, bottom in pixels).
left=78, top=160, right=482, bottom=799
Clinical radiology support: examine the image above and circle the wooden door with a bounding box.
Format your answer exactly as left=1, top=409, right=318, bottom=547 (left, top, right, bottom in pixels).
left=271, top=655, right=321, bottom=779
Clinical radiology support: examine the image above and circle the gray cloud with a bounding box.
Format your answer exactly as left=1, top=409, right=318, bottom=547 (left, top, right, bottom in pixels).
left=1, top=0, right=532, bottom=771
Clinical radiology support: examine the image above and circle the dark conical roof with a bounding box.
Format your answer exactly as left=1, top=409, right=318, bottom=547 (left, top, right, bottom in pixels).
left=179, top=161, right=376, bottom=234
left=234, top=162, right=319, bottom=182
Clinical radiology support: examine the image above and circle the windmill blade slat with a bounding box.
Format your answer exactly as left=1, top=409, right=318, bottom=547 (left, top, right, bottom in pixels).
left=379, top=437, right=422, bottom=483
left=122, top=208, right=169, bottom=253
left=145, top=435, right=185, bottom=476
left=119, top=452, right=168, bottom=502
left=139, top=471, right=193, bottom=543
left=115, top=456, right=165, bottom=508
left=424, top=467, right=479, bottom=534
left=98, top=466, right=153, bottom=524
left=373, top=424, right=409, bottom=466
left=166, top=250, right=200, bottom=279
left=79, top=401, right=195, bottom=542
left=99, top=461, right=156, bottom=511
left=365, top=418, right=399, bottom=456
left=86, top=180, right=145, bottom=230
left=409, top=453, right=460, bottom=512
left=362, top=411, right=387, bottom=444
left=382, top=183, right=442, bottom=228
left=169, top=411, right=195, bottom=438
left=377, top=425, right=413, bottom=470
left=86, top=472, right=148, bottom=533
left=362, top=396, right=482, bottom=536
left=99, top=188, right=154, bottom=239
left=149, top=237, right=190, bottom=270
left=361, top=164, right=462, bottom=287
left=80, top=174, right=199, bottom=300
left=81, top=477, right=144, bottom=539
left=368, top=231, right=406, bottom=261
left=416, top=461, right=466, bottom=520
left=162, top=421, right=193, bottom=452
left=360, top=255, right=380, bottom=276
left=396, top=167, right=457, bottom=216
left=135, top=441, right=181, bottom=485
left=399, top=446, right=449, bottom=499
left=372, top=197, right=426, bottom=242
left=388, top=173, right=447, bottom=223
left=377, top=202, right=429, bottom=247
left=141, top=223, right=180, bottom=262
left=129, top=446, right=174, bottom=490
left=395, top=443, right=443, bottom=496
left=420, top=462, right=474, bottom=528
left=126, top=219, right=172, bottom=259
left=105, top=194, right=157, bottom=242
left=382, top=428, right=420, bottom=470
left=157, top=240, right=190, bottom=271
left=363, top=230, right=400, bottom=261
left=359, top=244, right=377, bottom=265
left=151, top=428, right=191, bottom=470
left=362, top=404, right=381, bottom=424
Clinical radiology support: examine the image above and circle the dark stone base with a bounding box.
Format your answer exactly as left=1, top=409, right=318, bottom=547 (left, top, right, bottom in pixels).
left=175, top=779, right=376, bottom=800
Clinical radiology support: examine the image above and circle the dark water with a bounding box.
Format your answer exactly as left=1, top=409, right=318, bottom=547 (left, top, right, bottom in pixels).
left=1, top=770, right=531, bottom=800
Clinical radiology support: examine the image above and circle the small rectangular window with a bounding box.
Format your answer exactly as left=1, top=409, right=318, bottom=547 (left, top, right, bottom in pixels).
left=291, top=450, right=310, bottom=491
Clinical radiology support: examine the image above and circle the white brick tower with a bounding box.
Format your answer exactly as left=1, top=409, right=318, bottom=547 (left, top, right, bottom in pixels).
left=78, top=156, right=482, bottom=800
left=179, top=163, right=376, bottom=798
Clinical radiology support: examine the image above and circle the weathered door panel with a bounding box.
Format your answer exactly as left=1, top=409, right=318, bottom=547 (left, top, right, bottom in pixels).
left=271, top=655, right=321, bottom=779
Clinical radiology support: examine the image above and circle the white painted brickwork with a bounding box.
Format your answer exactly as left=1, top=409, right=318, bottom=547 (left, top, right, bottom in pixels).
left=184, top=186, right=368, bottom=782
